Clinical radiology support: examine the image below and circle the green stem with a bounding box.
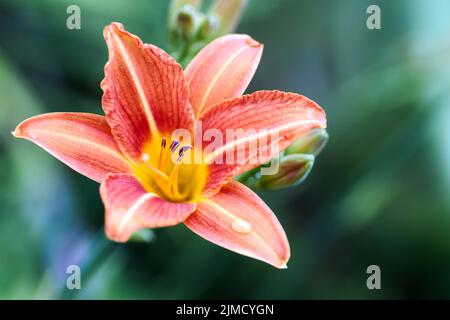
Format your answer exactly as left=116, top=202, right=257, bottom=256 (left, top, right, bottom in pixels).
left=58, top=232, right=115, bottom=299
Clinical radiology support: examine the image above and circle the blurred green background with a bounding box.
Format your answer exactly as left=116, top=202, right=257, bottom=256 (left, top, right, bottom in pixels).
left=1, top=0, right=450, bottom=299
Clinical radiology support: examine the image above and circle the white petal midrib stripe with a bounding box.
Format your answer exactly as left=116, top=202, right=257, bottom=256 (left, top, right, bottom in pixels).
left=196, top=45, right=249, bottom=115
left=117, top=193, right=155, bottom=234
left=113, top=32, right=159, bottom=135
left=30, top=130, right=126, bottom=162
left=204, top=119, right=323, bottom=163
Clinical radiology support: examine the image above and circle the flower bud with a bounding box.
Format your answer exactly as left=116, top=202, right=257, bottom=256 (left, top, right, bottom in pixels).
left=169, top=0, right=202, bottom=28
left=178, top=5, right=206, bottom=40
left=258, top=154, right=315, bottom=190
left=286, top=128, right=329, bottom=156
left=169, top=0, right=205, bottom=46
left=238, top=154, right=315, bottom=191
left=208, top=0, right=248, bottom=36
left=198, top=14, right=219, bottom=40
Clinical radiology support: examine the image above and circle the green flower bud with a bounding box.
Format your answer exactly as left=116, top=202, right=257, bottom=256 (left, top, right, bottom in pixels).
left=286, top=128, right=329, bottom=156
left=168, top=0, right=205, bottom=49
left=198, top=14, right=219, bottom=40
left=238, top=154, right=315, bottom=191
left=169, top=0, right=202, bottom=28
left=258, top=154, right=315, bottom=190
left=176, top=5, right=206, bottom=40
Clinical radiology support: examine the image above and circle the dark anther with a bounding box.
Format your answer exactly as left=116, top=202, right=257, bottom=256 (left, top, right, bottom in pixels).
left=169, top=140, right=180, bottom=152
left=177, top=145, right=192, bottom=162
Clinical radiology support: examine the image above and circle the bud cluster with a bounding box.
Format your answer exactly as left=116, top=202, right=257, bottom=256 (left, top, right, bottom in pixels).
left=168, top=0, right=248, bottom=65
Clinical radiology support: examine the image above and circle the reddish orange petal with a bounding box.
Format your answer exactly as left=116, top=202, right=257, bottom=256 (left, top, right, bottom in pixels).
left=12, top=112, right=129, bottom=183
left=101, top=173, right=196, bottom=242
left=101, top=22, right=194, bottom=160
left=200, top=90, right=326, bottom=196
left=185, top=34, right=263, bottom=117
left=184, top=180, right=290, bottom=268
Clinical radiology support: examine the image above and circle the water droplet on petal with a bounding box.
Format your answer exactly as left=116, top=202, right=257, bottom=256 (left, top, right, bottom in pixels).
left=231, top=219, right=253, bottom=234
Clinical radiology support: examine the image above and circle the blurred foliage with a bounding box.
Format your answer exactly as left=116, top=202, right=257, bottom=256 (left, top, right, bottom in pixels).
left=0, top=0, right=450, bottom=299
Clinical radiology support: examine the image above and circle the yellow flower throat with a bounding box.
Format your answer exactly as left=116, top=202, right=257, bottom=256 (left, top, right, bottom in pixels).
left=132, top=136, right=208, bottom=203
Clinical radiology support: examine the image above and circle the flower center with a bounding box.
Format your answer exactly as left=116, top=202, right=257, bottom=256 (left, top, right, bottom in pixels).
left=132, top=137, right=208, bottom=203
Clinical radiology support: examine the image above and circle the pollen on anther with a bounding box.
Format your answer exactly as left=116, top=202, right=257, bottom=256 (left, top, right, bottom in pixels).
left=169, top=140, right=180, bottom=152
left=176, top=145, right=192, bottom=162
left=179, top=145, right=192, bottom=157
left=179, top=145, right=192, bottom=155
left=161, top=137, right=166, bottom=148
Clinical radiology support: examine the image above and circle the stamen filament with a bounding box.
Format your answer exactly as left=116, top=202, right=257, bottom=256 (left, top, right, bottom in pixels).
left=169, top=145, right=193, bottom=199
left=135, top=139, right=203, bottom=202
left=169, top=162, right=182, bottom=199
left=141, top=163, right=169, bottom=181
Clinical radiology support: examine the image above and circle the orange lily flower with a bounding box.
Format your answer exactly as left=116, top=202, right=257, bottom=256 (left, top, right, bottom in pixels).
left=12, top=23, right=326, bottom=268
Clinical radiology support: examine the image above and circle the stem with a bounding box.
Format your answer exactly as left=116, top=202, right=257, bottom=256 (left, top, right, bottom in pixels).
left=58, top=232, right=116, bottom=299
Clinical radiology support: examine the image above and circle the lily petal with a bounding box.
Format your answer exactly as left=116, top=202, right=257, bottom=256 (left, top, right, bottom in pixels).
left=12, top=112, right=129, bottom=183
left=185, top=34, right=263, bottom=117
left=200, top=90, right=326, bottom=196
left=101, top=173, right=196, bottom=242
left=184, top=180, right=290, bottom=268
left=102, top=22, right=194, bottom=160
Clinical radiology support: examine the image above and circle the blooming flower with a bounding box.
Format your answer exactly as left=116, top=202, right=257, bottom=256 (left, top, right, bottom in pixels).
left=13, top=23, right=326, bottom=268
